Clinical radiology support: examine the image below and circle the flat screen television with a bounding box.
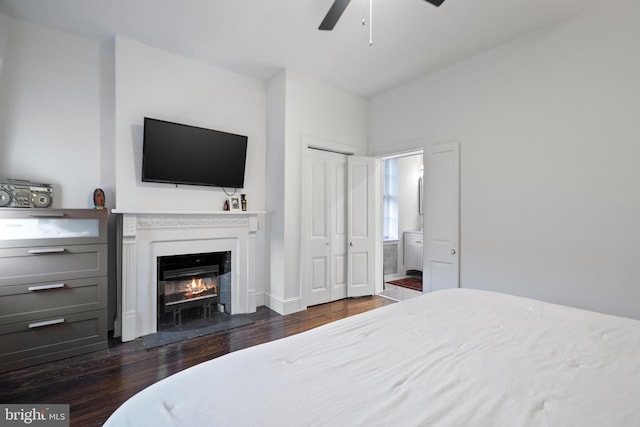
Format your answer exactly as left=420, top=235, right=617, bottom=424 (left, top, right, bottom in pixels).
left=142, top=117, right=248, bottom=189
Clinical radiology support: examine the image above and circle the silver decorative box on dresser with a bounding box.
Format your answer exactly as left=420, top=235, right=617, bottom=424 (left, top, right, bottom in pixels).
left=0, top=208, right=108, bottom=372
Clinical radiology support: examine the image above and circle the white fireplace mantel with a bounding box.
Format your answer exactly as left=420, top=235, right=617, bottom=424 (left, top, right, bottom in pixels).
left=113, top=210, right=265, bottom=342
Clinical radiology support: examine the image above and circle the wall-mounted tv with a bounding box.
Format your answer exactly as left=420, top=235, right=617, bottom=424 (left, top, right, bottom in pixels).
left=142, top=117, right=248, bottom=189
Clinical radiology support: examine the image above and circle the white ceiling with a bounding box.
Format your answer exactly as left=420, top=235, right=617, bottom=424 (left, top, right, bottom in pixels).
left=0, top=0, right=600, bottom=98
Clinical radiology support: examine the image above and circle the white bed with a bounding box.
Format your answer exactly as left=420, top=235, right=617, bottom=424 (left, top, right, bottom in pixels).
left=105, top=289, right=640, bottom=426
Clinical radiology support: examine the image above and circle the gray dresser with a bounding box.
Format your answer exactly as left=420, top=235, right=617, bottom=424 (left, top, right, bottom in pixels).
left=0, top=208, right=108, bottom=372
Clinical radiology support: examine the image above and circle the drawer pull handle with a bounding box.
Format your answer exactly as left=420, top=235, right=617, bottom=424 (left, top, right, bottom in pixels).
left=29, top=318, right=65, bottom=329
left=28, top=212, right=65, bottom=217
left=28, top=283, right=65, bottom=291
left=27, top=247, right=66, bottom=254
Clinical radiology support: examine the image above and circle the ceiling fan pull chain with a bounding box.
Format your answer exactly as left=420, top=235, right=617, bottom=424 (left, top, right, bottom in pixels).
left=362, top=0, right=366, bottom=26
left=369, top=0, right=373, bottom=46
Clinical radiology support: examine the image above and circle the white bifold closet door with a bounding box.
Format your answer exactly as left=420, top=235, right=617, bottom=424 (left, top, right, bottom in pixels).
left=305, top=149, right=375, bottom=307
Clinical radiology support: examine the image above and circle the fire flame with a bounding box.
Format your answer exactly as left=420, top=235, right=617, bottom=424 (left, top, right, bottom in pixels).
left=184, top=278, right=217, bottom=299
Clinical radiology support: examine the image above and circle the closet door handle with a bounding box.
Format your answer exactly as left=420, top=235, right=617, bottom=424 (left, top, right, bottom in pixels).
left=451, top=249, right=456, bottom=255
left=29, top=318, right=65, bottom=329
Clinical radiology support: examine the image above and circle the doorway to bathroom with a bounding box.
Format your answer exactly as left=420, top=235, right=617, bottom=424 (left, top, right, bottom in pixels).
left=380, top=151, right=424, bottom=302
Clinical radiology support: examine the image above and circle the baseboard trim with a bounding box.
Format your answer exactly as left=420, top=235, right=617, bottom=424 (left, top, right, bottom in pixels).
left=265, top=293, right=303, bottom=315
left=255, top=292, right=266, bottom=307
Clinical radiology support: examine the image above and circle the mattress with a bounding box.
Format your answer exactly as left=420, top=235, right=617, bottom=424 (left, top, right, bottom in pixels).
left=104, top=289, right=640, bottom=426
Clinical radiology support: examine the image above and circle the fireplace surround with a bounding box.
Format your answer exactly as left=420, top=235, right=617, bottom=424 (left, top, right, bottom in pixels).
left=114, top=211, right=262, bottom=342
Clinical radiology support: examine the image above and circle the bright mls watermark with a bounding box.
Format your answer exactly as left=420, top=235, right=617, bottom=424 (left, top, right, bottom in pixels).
left=0, top=405, right=69, bottom=427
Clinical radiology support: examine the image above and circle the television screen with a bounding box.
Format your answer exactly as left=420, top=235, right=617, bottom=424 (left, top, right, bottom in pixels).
left=142, top=117, right=248, bottom=189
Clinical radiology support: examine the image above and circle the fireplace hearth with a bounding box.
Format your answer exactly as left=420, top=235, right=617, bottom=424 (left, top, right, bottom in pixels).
left=157, top=251, right=231, bottom=330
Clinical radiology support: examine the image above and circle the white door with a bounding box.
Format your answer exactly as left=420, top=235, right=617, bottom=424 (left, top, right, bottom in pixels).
left=347, top=156, right=376, bottom=297
left=424, top=141, right=460, bottom=292
left=306, top=150, right=347, bottom=306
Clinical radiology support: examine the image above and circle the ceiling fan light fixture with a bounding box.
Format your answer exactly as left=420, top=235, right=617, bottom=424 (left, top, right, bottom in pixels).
left=319, top=0, right=446, bottom=32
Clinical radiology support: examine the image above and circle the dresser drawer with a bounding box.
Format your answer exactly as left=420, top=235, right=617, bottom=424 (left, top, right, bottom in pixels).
left=0, top=277, right=107, bottom=325
left=0, top=244, right=106, bottom=286
left=0, top=209, right=107, bottom=248
left=0, top=309, right=107, bottom=373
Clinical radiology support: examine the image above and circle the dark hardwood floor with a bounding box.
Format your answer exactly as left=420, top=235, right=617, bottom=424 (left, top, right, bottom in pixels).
left=0, top=296, right=394, bottom=426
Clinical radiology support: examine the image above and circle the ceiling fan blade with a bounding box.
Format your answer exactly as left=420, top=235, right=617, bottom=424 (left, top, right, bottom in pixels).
left=319, top=0, right=352, bottom=31
left=424, top=0, right=446, bottom=6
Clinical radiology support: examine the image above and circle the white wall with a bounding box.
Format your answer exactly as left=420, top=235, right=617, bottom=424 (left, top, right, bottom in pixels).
left=0, top=14, right=104, bottom=208
left=114, top=37, right=266, bottom=213
left=370, top=0, right=640, bottom=319
left=266, top=70, right=369, bottom=314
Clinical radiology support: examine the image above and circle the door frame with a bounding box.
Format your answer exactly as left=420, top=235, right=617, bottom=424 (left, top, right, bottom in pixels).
left=373, top=139, right=460, bottom=294
left=377, top=149, right=425, bottom=290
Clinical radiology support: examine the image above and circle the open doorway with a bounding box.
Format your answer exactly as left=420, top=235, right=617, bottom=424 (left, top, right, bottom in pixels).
left=379, top=151, right=424, bottom=302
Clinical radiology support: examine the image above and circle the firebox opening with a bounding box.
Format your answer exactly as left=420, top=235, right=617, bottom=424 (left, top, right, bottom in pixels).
left=157, top=251, right=231, bottom=331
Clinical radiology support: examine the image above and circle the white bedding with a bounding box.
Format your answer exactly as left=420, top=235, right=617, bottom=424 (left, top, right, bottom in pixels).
left=105, top=289, right=640, bottom=426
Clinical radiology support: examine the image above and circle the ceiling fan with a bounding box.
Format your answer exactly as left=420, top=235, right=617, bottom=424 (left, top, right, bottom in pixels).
left=319, top=0, right=446, bottom=31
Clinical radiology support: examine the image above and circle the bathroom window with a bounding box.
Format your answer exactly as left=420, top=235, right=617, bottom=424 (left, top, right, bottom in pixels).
left=383, top=158, right=399, bottom=241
